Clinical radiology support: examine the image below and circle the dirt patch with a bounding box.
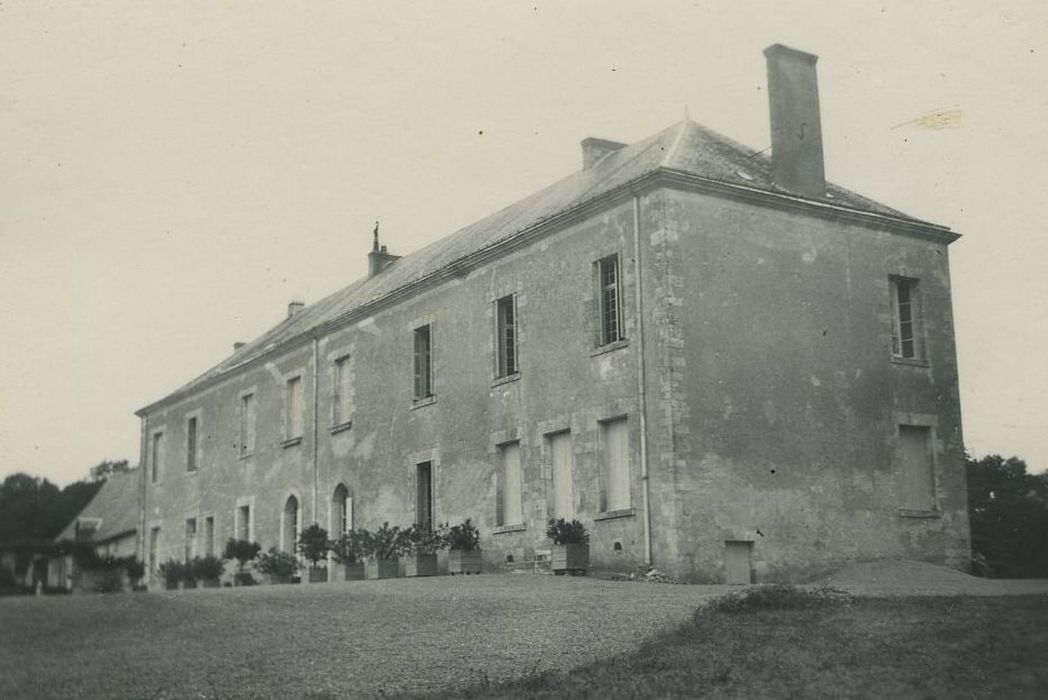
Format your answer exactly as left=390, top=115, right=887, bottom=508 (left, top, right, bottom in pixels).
left=811, top=559, right=1048, bottom=597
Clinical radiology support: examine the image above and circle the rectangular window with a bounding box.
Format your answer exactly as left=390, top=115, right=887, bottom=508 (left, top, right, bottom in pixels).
left=899, top=425, right=936, bottom=512
left=548, top=431, right=574, bottom=520
left=597, top=255, right=623, bottom=346
left=416, top=461, right=434, bottom=529
left=239, top=393, right=255, bottom=457
left=890, top=277, right=922, bottom=360
left=600, top=417, right=630, bottom=512
left=496, top=442, right=523, bottom=527
left=413, top=324, right=433, bottom=400
left=186, top=417, right=198, bottom=472
left=150, top=432, right=163, bottom=484
left=204, top=516, right=215, bottom=557
left=184, top=518, right=197, bottom=562
left=333, top=357, right=352, bottom=426
left=285, top=375, right=304, bottom=439
left=495, top=295, right=518, bottom=377
left=236, top=505, right=251, bottom=541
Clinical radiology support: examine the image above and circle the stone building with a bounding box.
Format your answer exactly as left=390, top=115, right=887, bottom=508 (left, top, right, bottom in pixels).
left=135, top=45, right=970, bottom=585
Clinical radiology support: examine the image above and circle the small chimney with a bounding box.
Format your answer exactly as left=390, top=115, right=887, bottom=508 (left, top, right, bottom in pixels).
left=367, top=221, right=401, bottom=277
left=233, top=342, right=246, bottom=352
left=581, top=137, right=627, bottom=169
left=287, top=301, right=305, bottom=318
left=763, top=44, right=826, bottom=197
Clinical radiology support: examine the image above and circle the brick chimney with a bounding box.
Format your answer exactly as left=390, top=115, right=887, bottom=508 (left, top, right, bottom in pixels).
left=287, top=301, right=305, bottom=318
left=367, top=221, right=401, bottom=277
left=581, top=137, right=627, bottom=169
left=764, top=44, right=826, bottom=197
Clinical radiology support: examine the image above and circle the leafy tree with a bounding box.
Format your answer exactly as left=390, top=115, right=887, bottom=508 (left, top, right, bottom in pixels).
left=967, top=454, right=1048, bottom=578
left=88, top=459, right=131, bottom=483
left=296, top=524, right=330, bottom=568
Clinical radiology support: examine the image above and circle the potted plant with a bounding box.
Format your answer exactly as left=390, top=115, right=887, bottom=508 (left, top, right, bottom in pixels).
left=547, top=518, right=590, bottom=576
left=256, top=547, right=299, bottom=584
left=123, top=558, right=146, bottom=591
left=192, top=555, right=225, bottom=588
left=445, top=519, right=483, bottom=575
left=297, top=523, right=330, bottom=583
left=403, top=524, right=444, bottom=577
left=158, top=559, right=183, bottom=590
left=363, top=522, right=403, bottom=580
left=223, top=538, right=261, bottom=586
left=329, top=530, right=367, bottom=582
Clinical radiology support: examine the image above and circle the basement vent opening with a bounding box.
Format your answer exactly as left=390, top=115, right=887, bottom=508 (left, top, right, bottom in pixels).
left=613, top=541, right=623, bottom=552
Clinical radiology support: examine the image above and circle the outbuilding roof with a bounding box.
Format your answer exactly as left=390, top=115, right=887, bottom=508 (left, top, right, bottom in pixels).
left=55, top=470, right=140, bottom=544
left=140, top=119, right=951, bottom=414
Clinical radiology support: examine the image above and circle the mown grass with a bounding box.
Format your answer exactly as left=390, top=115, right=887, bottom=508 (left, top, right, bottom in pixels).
left=407, top=587, right=1048, bottom=699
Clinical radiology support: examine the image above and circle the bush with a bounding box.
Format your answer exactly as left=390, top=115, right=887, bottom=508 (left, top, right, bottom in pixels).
left=297, top=524, right=330, bottom=567
left=123, top=558, right=145, bottom=585
left=223, top=539, right=261, bottom=573
left=708, top=585, right=851, bottom=614
left=360, top=523, right=405, bottom=559
left=158, top=559, right=184, bottom=586
left=546, top=518, right=589, bottom=545
left=192, top=555, right=224, bottom=580
left=403, top=524, right=446, bottom=555
left=256, top=548, right=298, bottom=579
left=330, top=530, right=367, bottom=565
left=444, top=519, right=481, bottom=552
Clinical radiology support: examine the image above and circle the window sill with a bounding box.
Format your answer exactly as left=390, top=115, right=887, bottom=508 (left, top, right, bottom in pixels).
left=899, top=508, right=940, bottom=519
left=491, top=373, right=521, bottom=388
left=493, top=523, right=526, bottom=535
left=595, top=507, right=636, bottom=521
left=591, top=339, right=629, bottom=357
left=185, top=469, right=198, bottom=476
left=411, top=395, right=437, bottom=410
left=282, top=436, right=304, bottom=447
left=238, top=451, right=254, bottom=461
left=329, top=421, right=353, bottom=436
left=890, top=356, right=930, bottom=368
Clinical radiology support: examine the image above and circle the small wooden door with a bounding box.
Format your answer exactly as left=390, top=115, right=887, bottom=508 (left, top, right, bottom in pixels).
left=724, top=541, right=753, bottom=585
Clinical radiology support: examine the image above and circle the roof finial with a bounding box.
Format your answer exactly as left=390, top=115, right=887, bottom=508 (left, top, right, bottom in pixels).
left=372, top=220, right=380, bottom=252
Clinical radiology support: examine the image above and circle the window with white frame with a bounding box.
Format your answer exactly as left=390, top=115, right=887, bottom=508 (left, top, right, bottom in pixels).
left=899, top=425, right=936, bottom=512
left=413, top=324, right=434, bottom=400
left=333, top=357, right=352, bottom=427
left=599, top=417, right=630, bottom=512
left=236, top=504, right=251, bottom=541
left=597, top=255, right=623, bottom=346
left=495, top=295, right=518, bottom=378
left=186, top=416, right=198, bottom=472
left=285, top=375, right=304, bottom=440
left=890, top=276, right=923, bottom=361
left=150, top=431, right=164, bottom=484
left=496, top=441, right=523, bottom=527
left=239, top=393, right=256, bottom=457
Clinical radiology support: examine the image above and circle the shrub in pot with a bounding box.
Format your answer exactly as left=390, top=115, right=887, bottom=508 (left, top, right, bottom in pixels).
left=158, top=559, right=183, bottom=590
left=123, top=558, right=146, bottom=591
left=192, top=555, right=225, bottom=588
left=329, top=530, right=367, bottom=582
left=403, top=524, right=444, bottom=577
left=547, top=518, right=590, bottom=576
left=362, top=523, right=403, bottom=580
left=223, top=538, right=261, bottom=586
left=256, top=547, right=299, bottom=584
left=296, top=524, right=330, bottom=583
left=444, top=519, right=483, bottom=575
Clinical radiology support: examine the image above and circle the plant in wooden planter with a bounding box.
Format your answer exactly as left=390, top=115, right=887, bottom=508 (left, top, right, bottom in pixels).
left=223, top=538, right=261, bottom=586
left=256, top=547, right=299, bottom=584
left=444, top=519, right=483, bottom=575
left=192, top=555, right=225, bottom=588
left=297, top=524, right=330, bottom=583
left=158, top=559, right=184, bottom=590
left=123, top=558, right=146, bottom=591
left=402, top=524, right=445, bottom=577
left=362, top=523, right=404, bottom=580
left=329, top=530, right=367, bottom=582
left=547, top=518, right=590, bottom=576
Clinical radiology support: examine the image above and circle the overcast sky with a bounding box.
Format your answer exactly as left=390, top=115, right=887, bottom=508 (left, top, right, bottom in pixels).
left=2, top=1, right=1045, bottom=485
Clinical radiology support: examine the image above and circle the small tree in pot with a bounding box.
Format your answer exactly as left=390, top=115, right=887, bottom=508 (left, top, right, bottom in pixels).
left=123, top=558, right=146, bottom=591
left=223, top=538, right=261, bottom=586
left=158, top=559, right=184, bottom=590
left=445, top=519, right=483, bottom=575
left=403, top=524, right=444, bottom=577
left=363, top=522, right=403, bottom=580
left=330, top=530, right=367, bottom=582
left=256, top=547, right=298, bottom=585
left=547, top=518, right=589, bottom=576
left=192, top=555, right=225, bottom=588
left=297, top=524, right=330, bottom=583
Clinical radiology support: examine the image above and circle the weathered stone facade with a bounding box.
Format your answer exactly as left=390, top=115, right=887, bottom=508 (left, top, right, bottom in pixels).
left=135, top=46, right=969, bottom=585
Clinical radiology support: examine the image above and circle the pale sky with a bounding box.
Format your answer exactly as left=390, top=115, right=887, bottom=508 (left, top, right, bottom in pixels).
left=1, top=1, right=1045, bottom=486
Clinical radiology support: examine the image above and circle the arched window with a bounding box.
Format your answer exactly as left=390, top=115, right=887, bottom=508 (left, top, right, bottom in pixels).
left=332, top=484, right=352, bottom=536
left=282, top=495, right=299, bottom=553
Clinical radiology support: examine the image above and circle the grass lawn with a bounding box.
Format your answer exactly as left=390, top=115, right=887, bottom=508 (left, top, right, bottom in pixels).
left=412, top=589, right=1048, bottom=699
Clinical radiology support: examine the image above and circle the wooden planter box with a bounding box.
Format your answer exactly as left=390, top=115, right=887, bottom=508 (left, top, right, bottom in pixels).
left=551, top=543, right=589, bottom=575
left=365, top=557, right=399, bottom=580
left=306, top=566, right=328, bottom=583
left=448, top=549, right=483, bottom=575
left=404, top=553, right=438, bottom=577
left=330, top=562, right=366, bottom=582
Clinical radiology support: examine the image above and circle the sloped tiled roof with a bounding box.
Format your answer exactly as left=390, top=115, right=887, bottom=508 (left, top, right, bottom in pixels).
left=56, top=470, right=139, bottom=544
left=142, top=120, right=945, bottom=412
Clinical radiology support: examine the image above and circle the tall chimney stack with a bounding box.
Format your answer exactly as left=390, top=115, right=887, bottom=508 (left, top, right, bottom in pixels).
left=367, top=221, right=401, bottom=277
left=763, top=44, right=826, bottom=197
